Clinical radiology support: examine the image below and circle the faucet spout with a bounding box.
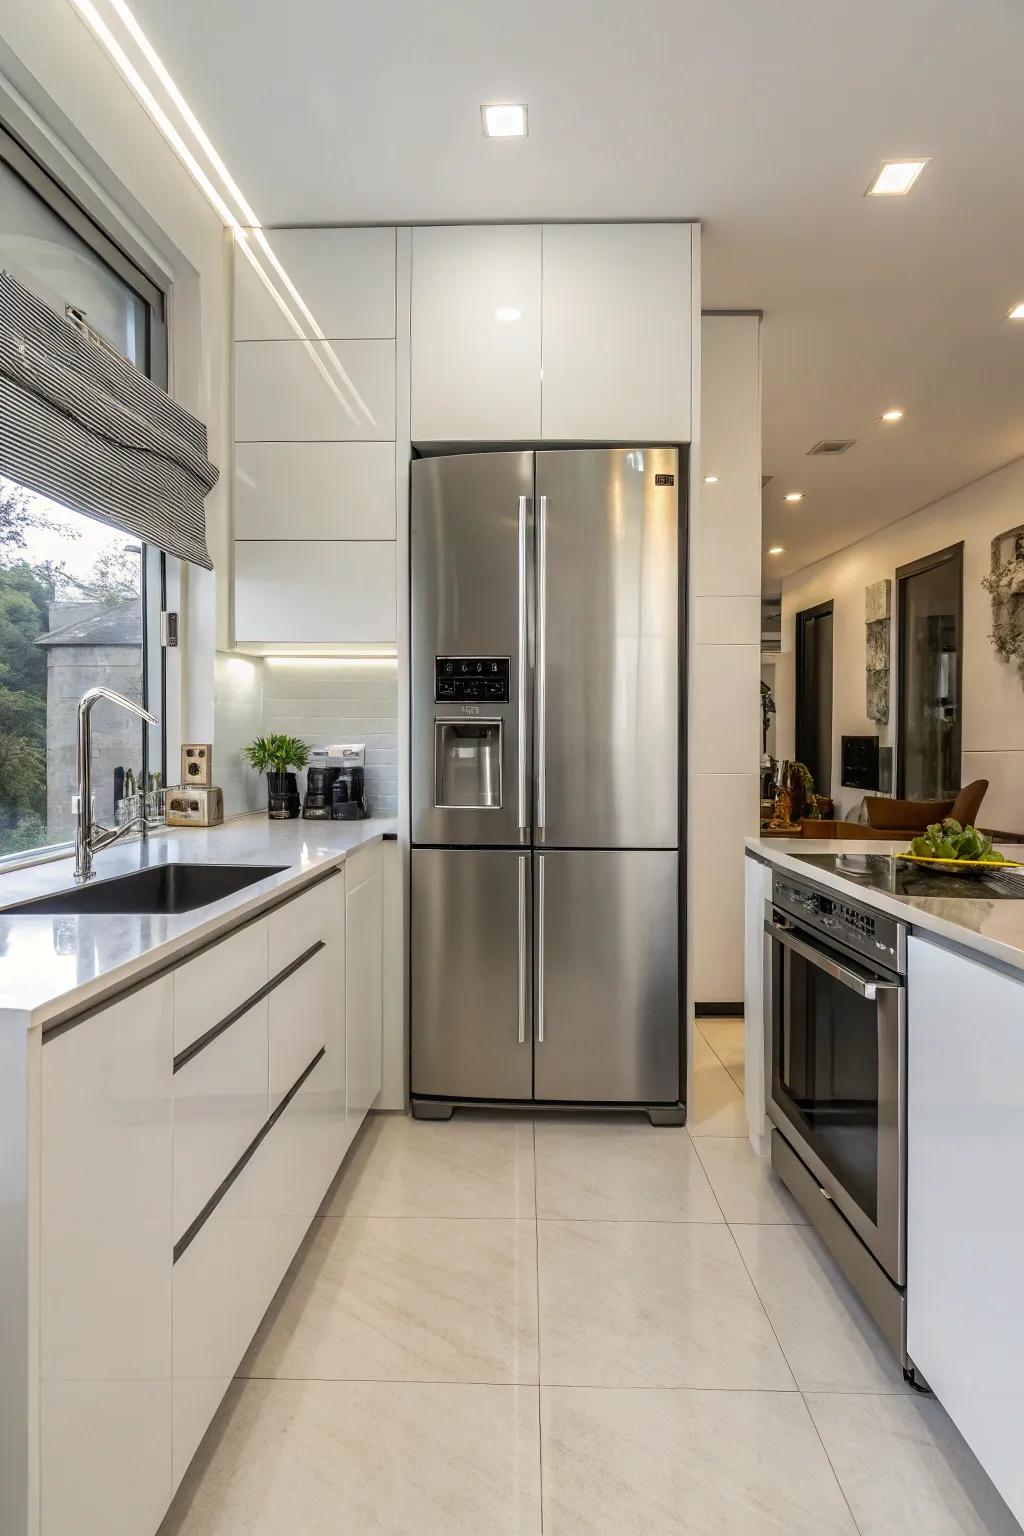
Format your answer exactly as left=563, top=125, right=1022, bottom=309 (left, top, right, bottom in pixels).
left=75, top=686, right=160, bottom=883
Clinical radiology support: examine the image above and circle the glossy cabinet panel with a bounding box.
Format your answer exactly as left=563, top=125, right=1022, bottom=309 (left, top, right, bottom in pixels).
left=172, top=998, right=270, bottom=1243
left=235, top=338, right=395, bottom=441
left=268, top=876, right=336, bottom=973
left=907, top=936, right=1024, bottom=1527
left=234, top=226, right=396, bottom=340
left=411, top=224, right=542, bottom=440
left=171, top=1058, right=327, bottom=1489
left=346, top=850, right=383, bottom=1127
left=268, top=947, right=328, bottom=1108
left=234, top=538, right=397, bottom=644
left=235, top=440, right=396, bottom=540
left=172, top=917, right=268, bottom=1056
left=40, top=975, right=173, bottom=1536
left=541, top=223, right=692, bottom=440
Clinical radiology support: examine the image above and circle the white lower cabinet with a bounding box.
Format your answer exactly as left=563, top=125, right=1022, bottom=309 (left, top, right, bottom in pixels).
left=345, top=841, right=384, bottom=1128
left=268, top=945, right=329, bottom=1107
left=907, top=935, right=1024, bottom=1527
left=36, top=847, right=385, bottom=1534
left=171, top=1055, right=327, bottom=1489
left=172, top=997, right=269, bottom=1243
left=40, top=976, right=174, bottom=1536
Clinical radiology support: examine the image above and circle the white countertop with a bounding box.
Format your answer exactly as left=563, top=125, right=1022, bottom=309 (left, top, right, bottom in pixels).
left=747, top=834, right=1024, bottom=974
left=0, top=814, right=395, bottom=1030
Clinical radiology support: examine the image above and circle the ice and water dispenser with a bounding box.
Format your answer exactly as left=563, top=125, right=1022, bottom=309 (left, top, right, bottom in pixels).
left=433, top=657, right=508, bottom=810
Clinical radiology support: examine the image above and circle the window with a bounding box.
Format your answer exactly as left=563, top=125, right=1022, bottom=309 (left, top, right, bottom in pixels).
left=0, top=131, right=167, bottom=860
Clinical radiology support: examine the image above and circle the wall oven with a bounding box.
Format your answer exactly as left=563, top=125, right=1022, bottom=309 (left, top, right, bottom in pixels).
left=764, top=870, right=909, bottom=1363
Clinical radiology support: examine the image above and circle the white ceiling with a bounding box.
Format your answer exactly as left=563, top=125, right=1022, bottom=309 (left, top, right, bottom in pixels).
left=129, top=0, right=1024, bottom=581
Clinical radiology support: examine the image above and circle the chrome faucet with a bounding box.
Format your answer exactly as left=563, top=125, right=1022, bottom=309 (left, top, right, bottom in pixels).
left=74, top=685, right=159, bottom=883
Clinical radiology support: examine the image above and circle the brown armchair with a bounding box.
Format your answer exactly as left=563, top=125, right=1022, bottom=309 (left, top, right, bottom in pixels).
left=800, top=780, right=989, bottom=840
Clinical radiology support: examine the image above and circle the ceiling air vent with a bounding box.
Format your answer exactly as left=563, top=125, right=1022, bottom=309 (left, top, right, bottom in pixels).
left=807, top=439, right=856, bottom=456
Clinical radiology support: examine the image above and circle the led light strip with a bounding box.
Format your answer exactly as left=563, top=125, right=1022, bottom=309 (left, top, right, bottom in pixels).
left=67, top=0, right=377, bottom=426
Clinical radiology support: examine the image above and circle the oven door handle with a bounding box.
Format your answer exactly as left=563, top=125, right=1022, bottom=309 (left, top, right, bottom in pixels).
left=765, top=918, right=900, bottom=1001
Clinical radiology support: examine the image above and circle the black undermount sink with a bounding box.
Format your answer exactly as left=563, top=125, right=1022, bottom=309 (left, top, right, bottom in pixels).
left=2, top=863, right=288, bottom=917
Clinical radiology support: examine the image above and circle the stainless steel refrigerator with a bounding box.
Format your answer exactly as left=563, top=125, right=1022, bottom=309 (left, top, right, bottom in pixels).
left=410, top=447, right=684, bottom=1123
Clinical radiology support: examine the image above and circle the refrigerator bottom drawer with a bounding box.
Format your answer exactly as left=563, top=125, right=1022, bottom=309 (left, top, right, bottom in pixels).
left=411, top=848, right=532, bottom=1102
left=534, top=849, right=680, bottom=1105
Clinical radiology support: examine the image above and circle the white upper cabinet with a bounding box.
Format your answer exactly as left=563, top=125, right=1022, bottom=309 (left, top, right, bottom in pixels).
left=235, top=441, right=396, bottom=540
left=234, top=227, right=396, bottom=340
left=235, top=338, right=395, bottom=441
left=234, top=540, right=396, bottom=644
left=541, top=223, right=692, bottom=441
left=411, top=224, right=542, bottom=440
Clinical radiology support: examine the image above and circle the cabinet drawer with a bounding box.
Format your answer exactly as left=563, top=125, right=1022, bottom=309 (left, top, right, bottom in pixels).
left=173, top=917, right=269, bottom=1055
left=268, top=874, right=336, bottom=973
left=269, top=945, right=329, bottom=1108
left=234, top=226, right=396, bottom=341
left=171, top=1054, right=326, bottom=1488
left=172, top=997, right=270, bottom=1243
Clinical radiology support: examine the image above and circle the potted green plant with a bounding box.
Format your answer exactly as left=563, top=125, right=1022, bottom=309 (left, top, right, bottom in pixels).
left=243, top=733, right=310, bottom=819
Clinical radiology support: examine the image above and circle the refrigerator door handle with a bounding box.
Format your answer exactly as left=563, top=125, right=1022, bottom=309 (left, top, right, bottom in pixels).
left=517, top=494, right=529, bottom=833
left=537, top=854, right=546, bottom=1043
left=536, top=493, right=548, bottom=835
left=517, top=853, right=528, bottom=1044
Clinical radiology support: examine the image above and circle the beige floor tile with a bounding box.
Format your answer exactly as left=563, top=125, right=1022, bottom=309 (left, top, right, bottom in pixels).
left=805, top=1393, right=1021, bottom=1536
left=534, top=1115, right=722, bottom=1222
left=538, top=1219, right=794, bottom=1389
left=242, top=1216, right=538, bottom=1384
left=161, top=1379, right=542, bottom=1535
left=692, top=1135, right=807, bottom=1224
left=323, top=1110, right=536, bottom=1218
left=731, top=1224, right=909, bottom=1393
left=697, top=1018, right=746, bottom=1089
left=542, top=1386, right=857, bottom=1535
left=689, top=1031, right=747, bottom=1136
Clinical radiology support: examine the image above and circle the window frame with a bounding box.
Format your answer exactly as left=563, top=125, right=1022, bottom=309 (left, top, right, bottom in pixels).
left=0, top=121, right=171, bottom=870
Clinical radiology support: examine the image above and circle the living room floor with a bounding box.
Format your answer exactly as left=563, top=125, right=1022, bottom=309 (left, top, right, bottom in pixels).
left=159, top=1021, right=1018, bottom=1535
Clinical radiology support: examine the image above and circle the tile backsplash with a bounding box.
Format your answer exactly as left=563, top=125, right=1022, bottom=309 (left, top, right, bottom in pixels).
left=260, top=660, right=399, bottom=819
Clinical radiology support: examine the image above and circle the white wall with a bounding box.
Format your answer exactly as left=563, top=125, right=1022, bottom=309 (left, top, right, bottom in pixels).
left=261, top=661, right=399, bottom=819
left=1, top=4, right=258, bottom=812
left=690, top=314, right=763, bottom=1004
left=778, top=455, right=1024, bottom=833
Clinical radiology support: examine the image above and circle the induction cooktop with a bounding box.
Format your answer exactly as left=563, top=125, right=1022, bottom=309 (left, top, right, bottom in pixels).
left=791, top=851, right=1024, bottom=900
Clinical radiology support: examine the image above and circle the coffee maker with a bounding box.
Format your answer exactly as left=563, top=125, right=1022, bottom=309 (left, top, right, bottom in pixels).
left=303, top=744, right=370, bottom=820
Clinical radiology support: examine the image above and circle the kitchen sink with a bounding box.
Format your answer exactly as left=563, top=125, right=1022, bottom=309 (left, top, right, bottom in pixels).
left=1, top=863, right=288, bottom=917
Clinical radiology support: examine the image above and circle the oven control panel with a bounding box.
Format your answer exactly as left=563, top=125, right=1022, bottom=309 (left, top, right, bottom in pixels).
left=435, top=656, right=510, bottom=703
left=772, top=873, right=904, bottom=973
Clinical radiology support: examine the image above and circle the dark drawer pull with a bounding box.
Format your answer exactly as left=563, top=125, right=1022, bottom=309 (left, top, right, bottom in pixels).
left=173, top=940, right=325, bottom=1073
left=173, top=1046, right=326, bottom=1264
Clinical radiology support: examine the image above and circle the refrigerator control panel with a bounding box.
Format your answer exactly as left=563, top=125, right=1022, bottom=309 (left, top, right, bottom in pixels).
left=435, top=656, right=510, bottom=702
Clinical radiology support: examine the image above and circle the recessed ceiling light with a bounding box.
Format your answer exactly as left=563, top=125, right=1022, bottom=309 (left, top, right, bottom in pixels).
left=866, top=159, right=929, bottom=196
left=784, top=491, right=803, bottom=503
left=494, top=305, right=522, bottom=323
left=481, top=103, right=528, bottom=138
left=768, top=546, right=785, bottom=556
left=881, top=408, right=905, bottom=422
left=1008, top=303, right=1024, bottom=321
left=703, top=475, right=719, bottom=484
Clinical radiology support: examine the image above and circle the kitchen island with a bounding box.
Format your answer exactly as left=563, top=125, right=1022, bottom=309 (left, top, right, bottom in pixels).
left=746, top=835, right=1024, bottom=1530
left=0, top=813, right=394, bottom=1536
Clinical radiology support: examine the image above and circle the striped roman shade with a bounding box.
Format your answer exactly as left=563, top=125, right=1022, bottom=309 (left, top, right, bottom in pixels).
left=0, top=269, right=216, bottom=568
